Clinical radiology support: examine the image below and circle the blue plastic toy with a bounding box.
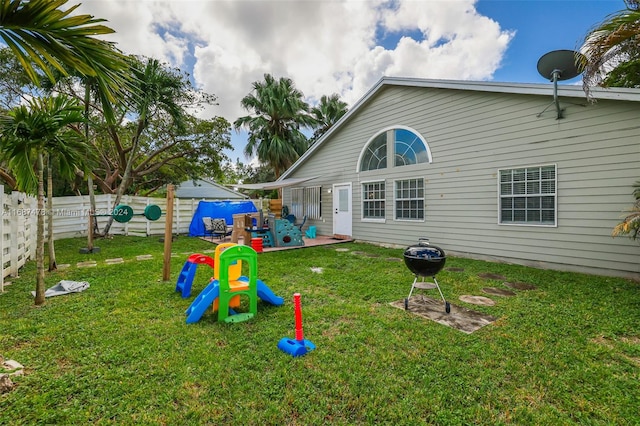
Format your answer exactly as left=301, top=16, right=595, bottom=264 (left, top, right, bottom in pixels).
left=175, top=253, right=215, bottom=298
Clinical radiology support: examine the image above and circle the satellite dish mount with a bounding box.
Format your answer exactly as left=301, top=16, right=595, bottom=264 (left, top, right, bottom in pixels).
left=536, top=50, right=585, bottom=119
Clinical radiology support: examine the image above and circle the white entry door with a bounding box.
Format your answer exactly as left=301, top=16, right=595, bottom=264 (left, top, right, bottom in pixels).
left=332, top=183, right=352, bottom=237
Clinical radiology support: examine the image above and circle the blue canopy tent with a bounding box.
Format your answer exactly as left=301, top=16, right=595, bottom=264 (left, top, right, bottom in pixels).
left=189, top=200, right=258, bottom=237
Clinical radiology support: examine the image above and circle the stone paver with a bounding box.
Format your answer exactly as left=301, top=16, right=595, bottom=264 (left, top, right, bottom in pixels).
left=459, top=295, right=496, bottom=306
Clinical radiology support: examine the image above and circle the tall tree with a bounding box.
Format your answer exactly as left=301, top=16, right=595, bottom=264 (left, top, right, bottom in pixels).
left=49, top=60, right=230, bottom=200
left=579, top=0, right=640, bottom=95
left=309, top=93, right=348, bottom=145
left=0, top=95, right=86, bottom=305
left=1, top=0, right=133, bottom=249
left=127, top=114, right=231, bottom=195
left=100, top=57, right=191, bottom=235
left=234, top=74, right=314, bottom=181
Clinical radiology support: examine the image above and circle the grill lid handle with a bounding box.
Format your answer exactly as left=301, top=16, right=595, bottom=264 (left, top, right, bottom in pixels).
left=418, top=238, right=430, bottom=246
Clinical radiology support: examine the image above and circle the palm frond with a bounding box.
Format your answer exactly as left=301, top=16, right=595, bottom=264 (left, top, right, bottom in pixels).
left=579, top=3, right=640, bottom=96
left=0, top=0, right=132, bottom=112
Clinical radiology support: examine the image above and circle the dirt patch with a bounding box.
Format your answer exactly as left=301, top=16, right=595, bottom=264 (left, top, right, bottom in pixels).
left=621, top=336, right=640, bottom=345
left=482, top=287, right=517, bottom=297
left=503, top=281, right=537, bottom=290
left=0, top=374, right=13, bottom=393
left=351, top=251, right=379, bottom=257
left=478, top=273, right=507, bottom=280
left=590, top=335, right=640, bottom=367
left=446, top=267, right=465, bottom=272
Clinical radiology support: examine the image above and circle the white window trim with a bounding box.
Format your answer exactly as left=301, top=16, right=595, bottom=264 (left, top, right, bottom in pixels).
left=356, top=125, right=432, bottom=173
left=393, top=177, right=425, bottom=222
left=361, top=179, right=387, bottom=223
left=497, top=163, right=558, bottom=228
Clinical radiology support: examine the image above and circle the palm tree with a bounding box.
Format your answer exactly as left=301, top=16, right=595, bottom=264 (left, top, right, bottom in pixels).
left=234, top=74, right=314, bottom=181
left=579, top=1, right=640, bottom=239
left=309, top=93, right=348, bottom=145
left=47, top=69, right=114, bottom=248
left=0, top=95, right=86, bottom=305
left=101, top=57, right=187, bottom=235
left=0, top=0, right=131, bottom=119
left=579, top=0, right=640, bottom=96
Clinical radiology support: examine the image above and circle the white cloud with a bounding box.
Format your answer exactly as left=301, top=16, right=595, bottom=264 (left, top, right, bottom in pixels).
left=75, top=0, right=513, bottom=159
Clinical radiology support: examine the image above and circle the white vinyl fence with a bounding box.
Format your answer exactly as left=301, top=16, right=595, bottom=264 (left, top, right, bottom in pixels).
left=50, top=193, right=202, bottom=240
left=0, top=185, right=261, bottom=292
left=1, top=190, right=37, bottom=293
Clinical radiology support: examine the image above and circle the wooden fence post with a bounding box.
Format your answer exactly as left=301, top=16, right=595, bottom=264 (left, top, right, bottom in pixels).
left=162, top=185, right=175, bottom=281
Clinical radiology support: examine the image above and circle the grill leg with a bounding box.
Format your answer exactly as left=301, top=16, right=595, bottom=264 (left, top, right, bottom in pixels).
left=407, top=276, right=419, bottom=300
left=404, top=277, right=419, bottom=310
left=433, top=276, right=451, bottom=314
left=433, top=276, right=446, bottom=304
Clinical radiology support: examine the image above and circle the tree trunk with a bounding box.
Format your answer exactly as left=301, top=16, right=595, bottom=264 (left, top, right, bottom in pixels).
left=101, top=122, right=143, bottom=236
left=34, top=153, right=46, bottom=306
left=47, top=154, right=56, bottom=271
left=84, top=84, right=99, bottom=248
left=0, top=169, right=16, bottom=189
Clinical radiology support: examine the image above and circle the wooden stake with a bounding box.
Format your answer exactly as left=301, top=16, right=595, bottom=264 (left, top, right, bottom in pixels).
left=162, top=184, right=175, bottom=281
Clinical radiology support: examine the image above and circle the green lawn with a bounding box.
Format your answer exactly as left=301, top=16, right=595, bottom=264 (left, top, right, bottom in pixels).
left=1, top=235, right=638, bottom=425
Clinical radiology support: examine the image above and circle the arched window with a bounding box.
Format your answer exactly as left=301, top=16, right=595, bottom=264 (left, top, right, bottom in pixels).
left=394, top=128, right=430, bottom=166
left=360, top=132, right=387, bottom=171
left=359, top=127, right=431, bottom=172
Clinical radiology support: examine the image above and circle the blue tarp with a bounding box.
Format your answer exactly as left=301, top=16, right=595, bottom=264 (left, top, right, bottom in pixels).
left=189, top=200, right=258, bottom=237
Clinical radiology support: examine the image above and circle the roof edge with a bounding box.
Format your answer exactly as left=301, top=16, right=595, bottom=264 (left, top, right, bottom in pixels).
left=281, top=77, right=640, bottom=180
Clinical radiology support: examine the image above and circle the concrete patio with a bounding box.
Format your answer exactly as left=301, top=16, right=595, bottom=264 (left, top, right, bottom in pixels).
left=202, top=234, right=353, bottom=252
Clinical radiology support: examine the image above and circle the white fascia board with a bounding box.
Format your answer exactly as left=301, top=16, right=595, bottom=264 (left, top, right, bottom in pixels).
left=281, top=77, right=640, bottom=179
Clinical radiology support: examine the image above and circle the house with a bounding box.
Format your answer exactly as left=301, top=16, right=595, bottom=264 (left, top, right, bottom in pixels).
left=279, top=77, right=640, bottom=280
left=175, top=178, right=248, bottom=200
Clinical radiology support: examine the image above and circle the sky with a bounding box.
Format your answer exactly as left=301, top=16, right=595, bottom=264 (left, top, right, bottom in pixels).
left=72, top=0, right=625, bottom=163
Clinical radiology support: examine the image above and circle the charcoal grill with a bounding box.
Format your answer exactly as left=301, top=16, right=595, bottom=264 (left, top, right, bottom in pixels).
left=403, top=238, right=450, bottom=313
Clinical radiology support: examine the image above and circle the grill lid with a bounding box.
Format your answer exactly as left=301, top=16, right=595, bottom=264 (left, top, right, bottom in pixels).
left=403, top=238, right=446, bottom=277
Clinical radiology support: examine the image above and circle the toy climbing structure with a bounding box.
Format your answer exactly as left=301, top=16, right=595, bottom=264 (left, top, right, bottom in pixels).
left=184, top=243, right=284, bottom=324
left=273, top=219, right=303, bottom=247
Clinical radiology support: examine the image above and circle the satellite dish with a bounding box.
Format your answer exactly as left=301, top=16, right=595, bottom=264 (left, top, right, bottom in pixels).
left=537, top=49, right=584, bottom=82
left=536, top=49, right=586, bottom=119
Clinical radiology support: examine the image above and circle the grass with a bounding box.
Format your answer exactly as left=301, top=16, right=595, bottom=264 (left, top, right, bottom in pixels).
left=1, top=235, right=639, bottom=425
